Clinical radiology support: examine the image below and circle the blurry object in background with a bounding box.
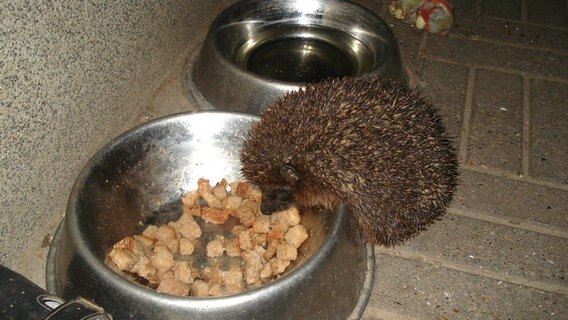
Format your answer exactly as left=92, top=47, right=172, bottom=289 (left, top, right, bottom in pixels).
left=416, top=0, right=454, bottom=36
left=388, top=0, right=423, bottom=23
left=388, top=0, right=454, bottom=36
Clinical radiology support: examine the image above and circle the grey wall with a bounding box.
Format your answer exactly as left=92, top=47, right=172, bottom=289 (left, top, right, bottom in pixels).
left=0, top=0, right=233, bottom=270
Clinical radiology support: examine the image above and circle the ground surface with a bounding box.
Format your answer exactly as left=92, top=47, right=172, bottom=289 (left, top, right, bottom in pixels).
left=12, top=1, right=566, bottom=319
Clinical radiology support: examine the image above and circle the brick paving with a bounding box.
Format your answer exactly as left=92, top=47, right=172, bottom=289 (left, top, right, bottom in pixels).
left=357, top=1, right=568, bottom=319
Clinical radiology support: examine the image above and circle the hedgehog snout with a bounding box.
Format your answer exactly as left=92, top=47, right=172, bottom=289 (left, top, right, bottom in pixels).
left=259, top=186, right=295, bottom=215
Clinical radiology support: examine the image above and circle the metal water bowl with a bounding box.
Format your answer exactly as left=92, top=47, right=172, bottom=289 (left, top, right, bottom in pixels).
left=185, top=0, right=412, bottom=114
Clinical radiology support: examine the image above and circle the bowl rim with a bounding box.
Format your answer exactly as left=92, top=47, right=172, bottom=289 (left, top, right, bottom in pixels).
left=203, top=0, right=400, bottom=87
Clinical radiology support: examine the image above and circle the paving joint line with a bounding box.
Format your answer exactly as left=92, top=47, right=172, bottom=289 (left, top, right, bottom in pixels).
left=521, top=76, right=531, bottom=177
left=447, top=33, right=568, bottom=56
left=416, top=31, right=429, bottom=83
left=425, top=56, right=568, bottom=84
left=461, top=164, right=568, bottom=191
left=458, top=67, right=476, bottom=165
left=376, top=247, right=568, bottom=295
left=484, top=16, right=568, bottom=31
left=475, top=0, right=482, bottom=16
left=447, top=207, right=568, bottom=239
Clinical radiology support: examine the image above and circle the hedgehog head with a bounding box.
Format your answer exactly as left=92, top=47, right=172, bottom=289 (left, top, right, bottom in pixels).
left=240, top=135, right=301, bottom=214
left=256, top=163, right=302, bottom=214
left=240, top=79, right=356, bottom=216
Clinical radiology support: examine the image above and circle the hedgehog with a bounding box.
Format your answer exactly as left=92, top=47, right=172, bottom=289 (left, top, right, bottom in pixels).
left=240, top=76, right=458, bottom=246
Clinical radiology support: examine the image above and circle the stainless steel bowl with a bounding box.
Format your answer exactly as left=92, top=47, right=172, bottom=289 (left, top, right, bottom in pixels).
left=185, top=0, right=412, bottom=114
left=46, top=112, right=374, bottom=320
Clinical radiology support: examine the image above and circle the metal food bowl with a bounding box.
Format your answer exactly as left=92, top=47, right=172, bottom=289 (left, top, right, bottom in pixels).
left=46, top=112, right=374, bottom=320
left=185, top=0, right=413, bottom=114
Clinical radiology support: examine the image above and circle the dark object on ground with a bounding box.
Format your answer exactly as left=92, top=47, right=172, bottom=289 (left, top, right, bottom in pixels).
left=0, top=264, right=111, bottom=319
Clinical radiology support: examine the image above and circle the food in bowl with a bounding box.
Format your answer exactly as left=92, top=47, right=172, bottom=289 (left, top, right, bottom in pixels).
left=106, top=178, right=309, bottom=297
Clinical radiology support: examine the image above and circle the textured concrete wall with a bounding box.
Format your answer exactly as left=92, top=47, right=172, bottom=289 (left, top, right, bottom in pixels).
left=0, top=0, right=227, bottom=268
